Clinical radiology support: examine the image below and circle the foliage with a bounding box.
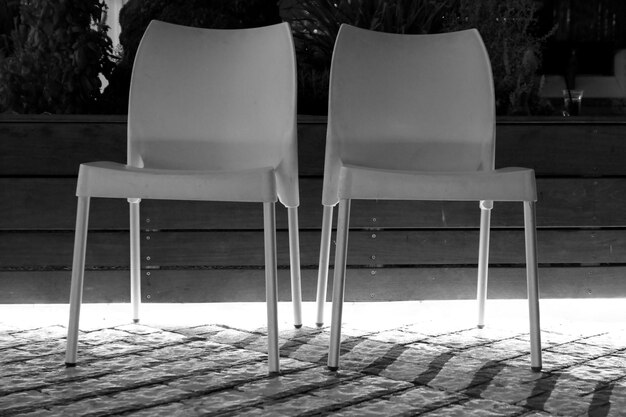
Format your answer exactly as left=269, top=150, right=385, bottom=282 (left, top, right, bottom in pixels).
left=0, top=0, right=114, bottom=114
left=101, top=0, right=281, bottom=113
left=281, top=0, right=449, bottom=114
left=443, top=0, right=555, bottom=115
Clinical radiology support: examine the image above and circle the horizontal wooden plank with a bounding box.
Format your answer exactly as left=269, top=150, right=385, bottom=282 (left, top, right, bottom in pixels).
left=2, top=115, right=626, bottom=176
left=0, top=120, right=127, bottom=176
left=3, top=177, right=626, bottom=230
left=0, top=270, right=131, bottom=303
left=495, top=123, right=626, bottom=177
left=4, top=229, right=625, bottom=268
left=2, top=266, right=625, bottom=303
left=0, top=232, right=130, bottom=268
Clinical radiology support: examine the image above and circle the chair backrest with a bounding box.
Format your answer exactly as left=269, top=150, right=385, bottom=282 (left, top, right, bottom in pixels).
left=127, top=21, right=297, bottom=179
left=325, top=25, right=495, bottom=180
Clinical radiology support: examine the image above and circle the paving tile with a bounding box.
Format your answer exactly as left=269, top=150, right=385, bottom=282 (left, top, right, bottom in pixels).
left=181, top=389, right=264, bottom=414
left=109, top=384, right=190, bottom=411
left=11, top=340, right=67, bottom=356
left=521, top=374, right=599, bottom=416
left=253, top=393, right=338, bottom=415
left=389, top=385, right=466, bottom=411
left=123, top=330, right=189, bottom=346
left=167, top=372, right=230, bottom=393
left=546, top=342, right=615, bottom=360
left=287, top=340, right=328, bottom=364
left=297, top=331, right=365, bottom=348
left=458, top=345, right=527, bottom=362
left=423, top=398, right=528, bottom=416
left=427, top=356, right=496, bottom=392
left=1, top=347, right=41, bottom=363
left=40, top=376, right=121, bottom=399
left=279, top=326, right=325, bottom=341
left=114, top=323, right=164, bottom=335
left=458, top=327, right=525, bottom=341
left=395, top=342, right=454, bottom=362
left=330, top=398, right=417, bottom=416
left=11, top=409, right=60, bottom=417
left=211, top=329, right=260, bottom=346
left=168, top=324, right=223, bottom=337
left=0, top=390, right=53, bottom=414
left=580, top=331, right=626, bottom=350
left=366, top=329, right=428, bottom=344
left=310, top=375, right=412, bottom=404
left=79, top=328, right=132, bottom=344
left=44, top=396, right=119, bottom=416
left=14, top=326, right=68, bottom=341
left=477, top=367, right=550, bottom=404
left=242, top=335, right=292, bottom=354
left=515, top=331, right=587, bottom=348
left=426, top=332, right=493, bottom=349
left=504, top=351, right=583, bottom=372
left=563, top=357, right=626, bottom=383
left=122, top=402, right=198, bottom=417
left=237, top=374, right=321, bottom=399
left=82, top=341, right=151, bottom=358
left=229, top=406, right=291, bottom=416
left=138, top=343, right=211, bottom=361
left=0, top=333, right=29, bottom=349
left=0, top=374, right=49, bottom=394
left=282, top=365, right=360, bottom=385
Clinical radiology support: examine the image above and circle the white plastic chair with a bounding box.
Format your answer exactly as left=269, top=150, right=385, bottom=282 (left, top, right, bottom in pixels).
left=316, top=25, right=542, bottom=371
left=65, top=21, right=302, bottom=374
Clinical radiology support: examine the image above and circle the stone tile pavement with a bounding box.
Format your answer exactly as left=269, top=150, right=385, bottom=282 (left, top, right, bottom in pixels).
left=1, top=300, right=626, bottom=416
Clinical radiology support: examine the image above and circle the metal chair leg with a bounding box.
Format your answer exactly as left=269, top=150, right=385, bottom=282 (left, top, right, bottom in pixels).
left=129, top=199, right=141, bottom=324
left=65, top=196, right=90, bottom=366
left=316, top=205, right=334, bottom=327
left=328, top=199, right=350, bottom=371
left=288, top=207, right=303, bottom=329
left=524, top=201, right=542, bottom=372
left=477, top=200, right=493, bottom=329
left=264, top=202, right=280, bottom=375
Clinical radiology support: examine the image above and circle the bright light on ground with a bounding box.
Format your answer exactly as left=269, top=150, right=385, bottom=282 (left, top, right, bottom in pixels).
left=1, top=299, right=625, bottom=335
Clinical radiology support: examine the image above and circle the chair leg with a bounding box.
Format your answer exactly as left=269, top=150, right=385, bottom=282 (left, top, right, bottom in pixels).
left=524, top=201, right=542, bottom=372
left=129, top=199, right=141, bottom=324
left=65, top=196, right=90, bottom=366
left=287, top=207, right=303, bottom=329
left=316, top=205, right=334, bottom=327
left=328, top=199, right=350, bottom=371
left=264, top=202, right=280, bottom=375
left=476, top=200, right=493, bottom=329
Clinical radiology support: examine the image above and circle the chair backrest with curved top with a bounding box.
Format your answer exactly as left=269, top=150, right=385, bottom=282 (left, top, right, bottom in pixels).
left=127, top=21, right=297, bottom=175
left=325, top=25, right=495, bottom=175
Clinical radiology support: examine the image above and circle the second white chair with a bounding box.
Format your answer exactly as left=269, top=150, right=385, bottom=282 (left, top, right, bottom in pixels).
left=315, top=25, right=542, bottom=372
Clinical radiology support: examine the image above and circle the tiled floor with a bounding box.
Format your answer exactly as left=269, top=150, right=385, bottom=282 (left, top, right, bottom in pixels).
left=1, top=299, right=626, bottom=416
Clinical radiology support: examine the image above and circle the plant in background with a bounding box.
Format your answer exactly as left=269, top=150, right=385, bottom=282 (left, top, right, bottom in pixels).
left=280, top=0, right=449, bottom=114
left=444, top=0, right=555, bottom=115
left=101, top=0, right=282, bottom=114
left=0, top=0, right=114, bottom=114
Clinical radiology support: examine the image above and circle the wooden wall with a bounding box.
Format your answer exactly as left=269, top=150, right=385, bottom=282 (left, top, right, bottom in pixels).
left=1, top=115, right=625, bottom=303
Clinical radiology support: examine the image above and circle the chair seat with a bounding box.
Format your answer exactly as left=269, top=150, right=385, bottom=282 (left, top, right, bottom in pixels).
left=76, top=161, right=277, bottom=202
left=338, top=164, right=537, bottom=203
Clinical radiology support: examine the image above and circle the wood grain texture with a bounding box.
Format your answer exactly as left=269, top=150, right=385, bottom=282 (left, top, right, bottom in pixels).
left=3, top=228, right=624, bottom=268
left=2, top=115, right=626, bottom=176
left=3, top=177, right=626, bottom=230
left=3, top=115, right=626, bottom=302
